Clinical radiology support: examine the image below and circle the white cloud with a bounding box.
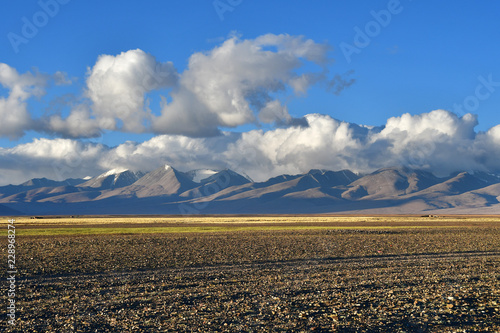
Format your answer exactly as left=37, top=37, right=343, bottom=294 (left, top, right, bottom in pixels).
left=85, top=49, right=178, bottom=132
left=53, top=71, right=73, bottom=85
left=39, top=49, right=178, bottom=138
left=254, top=34, right=329, bottom=64
left=0, top=35, right=344, bottom=139
left=0, top=63, right=48, bottom=139
left=3, top=110, right=500, bottom=186
left=366, top=110, right=481, bottom=174
left=152, top=34, right=331, bottom=136
left=378, top=110, right=477, bottom=140
left=0, top=138, right=105, bottom=185
left=258, top=100, right=291, bottom=124
left=486, top=124, right=500, bottom=142
left=43, top=105, right=101, bottom=138
left=223, top=113, right=365, bottom=180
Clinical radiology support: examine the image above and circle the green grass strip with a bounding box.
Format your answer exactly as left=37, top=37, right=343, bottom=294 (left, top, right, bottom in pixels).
left=0, top=225, right=455, bottom=236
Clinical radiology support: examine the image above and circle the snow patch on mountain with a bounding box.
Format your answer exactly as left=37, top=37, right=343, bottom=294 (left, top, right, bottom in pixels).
left=79, top=169, right=144, bottom=190
left=186, top=169, right=219, bottom=183
left=97, top=168, right=129, bottom=179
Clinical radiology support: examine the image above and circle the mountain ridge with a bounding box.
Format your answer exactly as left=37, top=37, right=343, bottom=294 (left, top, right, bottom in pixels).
left=1, top=166, right=500, bottom=215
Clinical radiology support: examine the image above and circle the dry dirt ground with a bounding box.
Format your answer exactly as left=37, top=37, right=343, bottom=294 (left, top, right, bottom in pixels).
left=1, top=216, right=500, bottom=332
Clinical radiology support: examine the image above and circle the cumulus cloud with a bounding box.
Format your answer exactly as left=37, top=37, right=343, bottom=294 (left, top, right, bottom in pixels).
left=0, top=63, right=49, bottom=139
left=258, top=100, right=291, bottom=124
left=328, top=70, right=356, bottom=95
left=363, top=111, right=481, bottom=174
left=53, top=71, right=73, bottom=86
left=1, top=35, right=350, bottom=138
left=0, top=138, right=106, bottom=185
left=39, top=49, right=178, bottom=137
left=0, top=64, right=90, bottom=139
left=152, top=34, right=331, bottom=136
left=85, top=49, right=178, bottom=132
left=3, top=110, right=500, bottom=185
left=42, top=105, right=102, bottom=138
left=224, top=110, right=499, bottom=179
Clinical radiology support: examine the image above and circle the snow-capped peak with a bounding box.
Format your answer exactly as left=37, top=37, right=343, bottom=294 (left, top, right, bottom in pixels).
left=164, top=164, right=172, bottom=171
left=97, top=168, right=128, bottom=179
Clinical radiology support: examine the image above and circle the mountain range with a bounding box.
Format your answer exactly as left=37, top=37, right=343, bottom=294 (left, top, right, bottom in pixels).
left=1, top=165, right=500, bottom=215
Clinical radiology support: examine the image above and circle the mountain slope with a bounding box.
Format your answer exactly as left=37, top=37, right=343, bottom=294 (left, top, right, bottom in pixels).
left=78, top=169, right=145, bottom=190
left=185, top=169, right=218, bottom=183
left=22, top=177, right=86, bottom=187
left=98, top=165, right=198, bottom=199
left=133, top=165, right=197, bottom=196
left=408, top=172, right=500, bottom=198
left=422, top=182, right=500, bottom=210
left=181, top=169, right=252, bottom=198
left=342, top=167, right=441, bottom=200
left=0, top=177, right=86, bottom=199
left=0, top=204, right=24, bottom=215
left=191, top=169, right=359, bottom=204
left=0, top=186, right=82, bottom=203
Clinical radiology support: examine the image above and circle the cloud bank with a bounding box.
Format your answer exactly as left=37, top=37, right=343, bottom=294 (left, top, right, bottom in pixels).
left=2, top=110, right=500, bottom=185
left=2, top=34, right=500, bottom=186
left=0, top=63, right=48, bottom=139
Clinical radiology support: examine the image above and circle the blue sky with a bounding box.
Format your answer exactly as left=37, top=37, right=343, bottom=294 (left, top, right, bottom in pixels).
left=1, top=0, right=500, bottom=184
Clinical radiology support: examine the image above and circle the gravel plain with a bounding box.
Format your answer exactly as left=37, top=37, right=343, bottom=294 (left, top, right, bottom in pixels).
left=2, top=221, right=500, bottom=332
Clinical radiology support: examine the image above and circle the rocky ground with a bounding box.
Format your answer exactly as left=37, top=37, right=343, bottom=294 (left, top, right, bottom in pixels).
left=2, top=226, right=500, bottom=332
